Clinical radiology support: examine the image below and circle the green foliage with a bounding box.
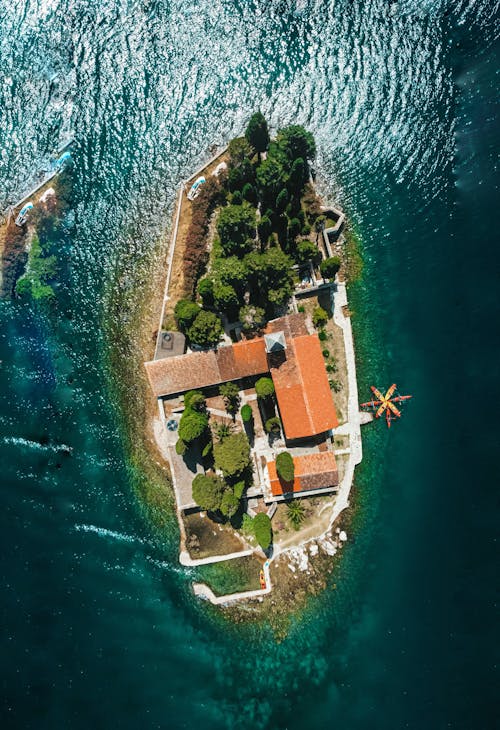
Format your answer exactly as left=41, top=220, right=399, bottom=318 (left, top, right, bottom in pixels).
left=216, top=203, right=256, bottom=257
left=289, top=157, right=306, bottom=191
left=296, top=239, right=321, bottom=265
left=320, top=256, right=341, bottom=279
left=174, top=299, right=200, bottom=332
left=233, top=480, right=246, bottom=499
left=313, top=306, right=329, bottom=328
left=326, top=363, right=337, bottom=373
left=220, top=382, right=240, bottom=414
left=244, top=248, right=294, bottom=308
left=228, top=136, right=253, bottom=166
left=257, top=215, right=272, bottom=244
left=287, top=500, right=306, bottom=530
left=214, top=422, right=233, bottom=442
left=241, top=513, right=254, bottom=536
left=232, top=190, right=242, bottom=205
left=178, top=408, right=208, bottom=443
left=213, top=281, right=238, bottom=311
left=322, top=349, right=330, bottom=358
left=245, top=111, right=270, bottom=154
left=318, top=329, right=328, bottom=342
left=276, top=125, right=316, bottom=162
left=297, top=305, right=305, bottom=313
left=276, top=451, right=295, bottom=482
left=256, top=156, right=286, bottom=205
left=197, top=277, right=214, bottom=306
left=211, top=256, right=248, bottom=290
left=201, top=441, right=213, bottom=458
left=240, top=404, right=253, bottom=423
left=175, top=439, right=187, bottom=456
left=187, top=310, right=223, bottom=348
left=329, top=379, right=342, bottom=393
left=255, top=377, right=275, bottom=399
left=265, top=416, right=281, bottom=434
left=228, top=158, right=255, bottom=193
left=242, top=183, right=257, bottom=204
left=302, top=222, right=312, bottom=235
left=314, top=215, right=327, bottom=233
left=239, top=304, right=266, bottom=333
left=253, top=512, right=272, bottom=550
left=192, top=473, right=225, bottom=512
left=184, top=390, right=206, bottom=411
left=288, top=217, right=302, bottom=242
left=214, top=432, right=251, bottom=478
left=275, top=188, right=289, bottom=213
left=221, top=489, right=240, bottom=518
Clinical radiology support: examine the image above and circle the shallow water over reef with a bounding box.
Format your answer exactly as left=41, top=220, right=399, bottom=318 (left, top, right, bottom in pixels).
left=0, top=1, right=498, bottom=728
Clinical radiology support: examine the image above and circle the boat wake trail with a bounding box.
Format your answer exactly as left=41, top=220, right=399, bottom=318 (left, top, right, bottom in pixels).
left=3, top=436, right=72, bottom=453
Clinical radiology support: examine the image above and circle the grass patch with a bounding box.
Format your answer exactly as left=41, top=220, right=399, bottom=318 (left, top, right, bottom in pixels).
left=196, top=554, right=263, bottom=596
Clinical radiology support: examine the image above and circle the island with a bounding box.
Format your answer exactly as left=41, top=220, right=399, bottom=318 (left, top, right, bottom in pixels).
left=143, top=114, right=364, bottom=615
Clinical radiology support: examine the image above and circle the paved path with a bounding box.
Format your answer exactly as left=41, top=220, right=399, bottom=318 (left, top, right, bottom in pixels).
left=180, top=547, right=254, bottom=567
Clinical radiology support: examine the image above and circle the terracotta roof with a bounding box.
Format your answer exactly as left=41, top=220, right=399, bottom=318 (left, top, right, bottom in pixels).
left=270, top=333, right=338, bottom=439
left=268, top=452, right=339, bottom=496
left=144, top=338, right=268, bottom=397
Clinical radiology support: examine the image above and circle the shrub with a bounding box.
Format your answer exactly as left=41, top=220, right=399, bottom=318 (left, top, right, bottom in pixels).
left=322, top=349, right=330, bottom=358
left=318, top=329, right=327, bottom=341
left=221, top=489, right=240, bottom=518
left=175, top=439, right=187, bottom=456
left=216, top=203, right=256, bottom=257
left=265, top=416, right=281, bottom=434
left=240, top=404, right=253, bottom=423
left=184, top=390, right=206, bottom=411
left=276, top=451, right=295, bottom=482
left=245, top=111, right=270, bottom=155
left=175, top=299, right=200, bottom=332
left=232, top=190, right=242, bottom=205
left=326, top=363, right=337, bottom=373
left=239, top=304, right=266, bottom=333
left=297, top=305, right=305, bottom=313
left=213, top=281, right=238, bottom=311
left=241, top=513, right=254, bottom=535
left=192, top=473, right=225, bottom=512
left=178, top=409, right=208, bottom=443
left=255, top=377, right=275, bottom=399
left=187, top=310, right=223, bottom=348
left=214, top=432, right=251, bottom=478
left=275, top=188, right=289, bottom=213
left=287, top=500, right=305, bottom=530
left=220, top=382, right=240, bottom=415
left=253, top=513, right=272, bottom=550
left=242, top=183, right=257, bottom=204
left=312, top=306, right=328, bottom=328
left=302, top=222, right=312, bottom=235
left=320, top=256, right=341, bottom=280
left=288, top=217, right=302, bottom=241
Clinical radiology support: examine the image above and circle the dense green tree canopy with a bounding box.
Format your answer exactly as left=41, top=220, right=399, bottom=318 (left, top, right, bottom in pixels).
left=276, top=125, right=316, bottom=162
left=213, top=281, right=238, bottom=311
left=178, top=408, right=208, bottom=444
left=312, top=306, right=329, bottom=328
left=245, top=112, right=270, bottom=155
left=192, top=473, right=225, bottom=512
left=320, top=256, right=341, bottom=279
left=256, top=156, right=286, bottom=204
left=253, top=513, right=272, bottom=550
left=187, top=310, right=223, bottom=348
left=239, top=304, right=266, bottom=333
left=174, top=299, right=200, bottom=332
left=220, top=489, right=240, bottom=518
left=184, top=390, right=206, bottom=411
left=276, top=451, right=295, bottom=482
left=197, top=277, right=214, bottom=306
left=216, top=203, right=256, bottom=256
left=295, top=239, right=321, bottom=265
left=214, top=432, right=251, bottom=478
left=219, top=382, right=240, bottom=415
left=255, top=377, right=275, bottom=399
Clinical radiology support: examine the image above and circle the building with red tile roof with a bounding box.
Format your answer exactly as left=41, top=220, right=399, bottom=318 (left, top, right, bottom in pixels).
left=267, top=452, right=339, bottom=497
left=144, top=314, right=338, bottom=441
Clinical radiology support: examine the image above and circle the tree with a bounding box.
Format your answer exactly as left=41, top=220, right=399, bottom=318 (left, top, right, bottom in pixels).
left=175, top=299, right=200, bottom=332
left=287, top=500, right=305, bottom=530
left=289, top=157, right=306, bottom=191
left=276, top=125, right=316, bottom=162
left=197, top=277, right=214, bottom=306
left=192, top=473, right=225, bottom=512
left=245, top=112, right=270, bottom=156
left=214, top=432, right=251, bottom=478
left=240, top=404, right=253, bottom=423
left=213, top=281, right=238, bottom=311
left=256, top=156, right=286, bottom=206
left=288, top=218, right=302, bottom=242
left=232, top=190, right=242, bottom=205
left=178, top=409, right=208, bottom=443
left=255, top=377, right=275, bottom=399
left=314, top=214, right=327, bottom=241
left=220, top=489, right=240, bottom=518
left=175, top=439, right=187, bottom=456
left=320, top=256, right=341, bottom=280
left=228, top=136, right=253, bottom=166
left=242, top=183, right=257, bottom=205
left=312, top=306, right=328, bottom=328
left=257, top=215, right=272, bottom=244
left=219, top=382, right=240, bottom=415
left=253, top=513, right=272, bottom=550
left=233, top=480, right=245, bottom=499
left=239, top=304, right=266, bottom=333
left=211, top=256, right=248, bottom=290
left=187, top=310, right=223, bottom=348
left=244, top=248, right=294, bottom=308
left=295, top=239, right=321, bottom=266
left=275, top=188, right=289, bottom=213
left=184, top=390, right=206, bottom=411
left=276, top=451, right=295, bottom=482
left=216, top=203, right=256, bottom=256
left=265, top=416, right=281, bottom=434
left=214, top=422, right=233, bottom=442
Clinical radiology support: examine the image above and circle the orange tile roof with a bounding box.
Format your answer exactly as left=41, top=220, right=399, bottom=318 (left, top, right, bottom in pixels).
left=270, top=334, right=338, bottom=440
left=268, top=452, right=339, bottom=496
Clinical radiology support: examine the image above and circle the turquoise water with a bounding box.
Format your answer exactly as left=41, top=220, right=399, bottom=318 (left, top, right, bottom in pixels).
left=1, top=1, right=498, bottom=728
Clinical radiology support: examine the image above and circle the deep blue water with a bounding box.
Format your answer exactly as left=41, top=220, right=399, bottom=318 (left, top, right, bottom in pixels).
left=0, top=2, right=498, bottom=728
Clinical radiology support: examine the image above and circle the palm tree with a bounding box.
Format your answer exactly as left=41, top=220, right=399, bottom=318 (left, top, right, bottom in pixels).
left=287, top=500, right=306, bottom=530
left=213, top=422, right=233, bottom=442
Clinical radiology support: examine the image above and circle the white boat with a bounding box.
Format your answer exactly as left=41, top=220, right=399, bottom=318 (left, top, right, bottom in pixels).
left=187, top=176, right=205, bottom=201
left=15, top=202, right=34, bottom=227
left=212, top=162, right=227, bottom=177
